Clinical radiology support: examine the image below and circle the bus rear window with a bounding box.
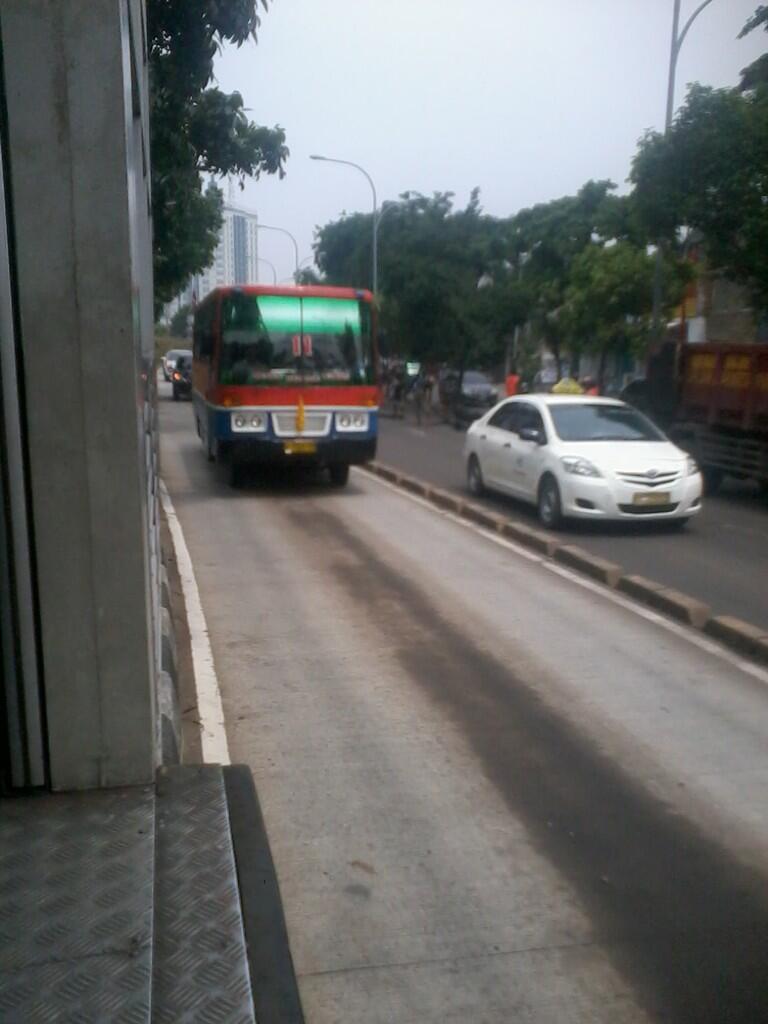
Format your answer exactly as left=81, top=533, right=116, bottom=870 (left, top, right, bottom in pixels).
left=219, top=293, right=372, bottom=385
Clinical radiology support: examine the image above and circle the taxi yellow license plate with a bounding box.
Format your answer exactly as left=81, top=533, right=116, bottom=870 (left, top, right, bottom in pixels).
left=283, top=440, right=317, bottom=455
left=633, top=491, right=670, bottom=506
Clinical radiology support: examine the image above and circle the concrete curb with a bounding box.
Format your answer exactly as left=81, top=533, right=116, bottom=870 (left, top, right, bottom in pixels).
left=462, top=503, right=508, bottom=533
left=705, top=615, right=768, bottom=665
left=501, top=521, right=560, bottom=557
left=555, top=545, right=623, bottom=588
left=361, top=460, right=766, bottom=669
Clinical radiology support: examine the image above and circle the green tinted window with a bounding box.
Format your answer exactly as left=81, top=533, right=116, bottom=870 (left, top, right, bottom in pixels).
left=219, top=293, right=372, bottom=385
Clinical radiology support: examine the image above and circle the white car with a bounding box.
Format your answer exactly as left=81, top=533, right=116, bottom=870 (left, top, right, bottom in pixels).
left=464, top=395, right=703, bottom=529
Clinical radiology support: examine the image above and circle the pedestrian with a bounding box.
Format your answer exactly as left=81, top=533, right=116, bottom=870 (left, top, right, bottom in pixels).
left=505, top=365, right=521, bottom=397
left=392, top=365, right=405, bottom=418
left=581, top=376, right=599, bottom=396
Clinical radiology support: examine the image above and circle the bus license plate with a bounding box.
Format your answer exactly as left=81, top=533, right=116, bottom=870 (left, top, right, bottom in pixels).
left=283, top=440, right=317, bottom=456
left=633, top=491, right=670, bottom=506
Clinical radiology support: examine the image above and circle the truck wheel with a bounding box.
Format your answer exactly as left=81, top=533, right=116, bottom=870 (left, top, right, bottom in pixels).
left=329, top=464, right=349, bottom=488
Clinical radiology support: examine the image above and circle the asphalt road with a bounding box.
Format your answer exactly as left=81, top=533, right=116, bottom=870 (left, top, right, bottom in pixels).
left=377, top=411, right=768, bottom=631
left=161, top=385, right=768, bottom=1024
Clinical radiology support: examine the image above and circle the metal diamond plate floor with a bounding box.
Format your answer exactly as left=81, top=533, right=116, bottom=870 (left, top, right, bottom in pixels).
left=0, top=785, right=155, bottom=1023
left=0, top=766, right=256, bottom=1023
left=152, top=765, right=256, bottom=1024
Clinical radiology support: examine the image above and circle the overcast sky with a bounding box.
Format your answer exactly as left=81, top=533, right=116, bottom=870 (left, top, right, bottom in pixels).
left=214, top=0, right=766, bottom=285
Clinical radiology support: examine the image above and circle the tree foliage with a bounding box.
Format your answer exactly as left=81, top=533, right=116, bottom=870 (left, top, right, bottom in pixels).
left=739, top=6, right=768, bottom=90
left=169, top=302, right=192, bottom=338
left=148, top=1, right=289, bottom=311
left=315, top=190, right=516, bottom=368
left=561, top=243, right=658, bottom=386
left=630, top=83, right=768, bottom=312
left=313, top=182, right=665, bottom=378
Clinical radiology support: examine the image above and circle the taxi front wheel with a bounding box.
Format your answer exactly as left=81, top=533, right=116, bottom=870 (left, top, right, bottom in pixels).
left=538, top=475, right=563, bottom=530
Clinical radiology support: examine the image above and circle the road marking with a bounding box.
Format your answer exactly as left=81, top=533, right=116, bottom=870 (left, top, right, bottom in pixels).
left=159, top=479, right=230, bottom=764
left=355, top=469, right=768, bottom=689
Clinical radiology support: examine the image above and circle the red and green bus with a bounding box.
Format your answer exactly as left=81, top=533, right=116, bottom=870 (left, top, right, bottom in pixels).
left=192, top=285, right=378, bottom=486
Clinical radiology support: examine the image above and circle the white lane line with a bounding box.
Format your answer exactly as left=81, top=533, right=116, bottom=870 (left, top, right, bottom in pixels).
left=159, top=479, right=230, bottom=764
left=355, top=469, right=768, bottom=688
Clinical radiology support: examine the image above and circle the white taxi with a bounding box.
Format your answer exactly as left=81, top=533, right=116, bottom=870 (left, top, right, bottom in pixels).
left=464, top=395, right=703, bottom=529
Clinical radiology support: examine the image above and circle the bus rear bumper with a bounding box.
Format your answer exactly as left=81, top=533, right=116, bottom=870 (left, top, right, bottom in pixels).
left=223, top=437, right=377, bottom=467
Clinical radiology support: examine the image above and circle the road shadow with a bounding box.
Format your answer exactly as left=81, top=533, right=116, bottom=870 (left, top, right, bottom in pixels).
left=177, top=441, right=367, bottom=502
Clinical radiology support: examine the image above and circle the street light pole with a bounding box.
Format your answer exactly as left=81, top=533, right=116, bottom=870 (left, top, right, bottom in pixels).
left=310, top=154, right=378, bottom=294
left=257, top=257, right=277, bottom=285
left=256, top=223, right=299, bottom=281
left=652, top=0, right=716, bottom=332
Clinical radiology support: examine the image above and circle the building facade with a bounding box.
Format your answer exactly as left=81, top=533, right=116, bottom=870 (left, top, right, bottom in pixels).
left=194, top=202, right=260, bottom=301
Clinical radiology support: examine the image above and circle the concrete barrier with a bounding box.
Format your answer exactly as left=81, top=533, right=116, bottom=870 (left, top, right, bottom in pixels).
left=554, top=545, right=623, bottom=588
left=705, top=615, right=768, bottom=662
left=429, top=488, right=466, bottom=514
left=370, top=462, right=400, bottom=484
left=618, top=574, right=666, bottom=602
left=461, top=503, right=507, bottom=532
left=398, top=473, right=431, bottom=497
left=501, top=521, right=560, bottom=557
left=619, top=574, right=709, bottom=628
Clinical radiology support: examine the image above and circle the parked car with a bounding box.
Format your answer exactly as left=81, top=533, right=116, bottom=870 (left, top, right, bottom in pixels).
left=464, top=395, right=703, bottom=529
left=162, top=348, right=190, bottom=382
left=439, top=369, right=498, bottom=427
left=171, top=353, right=192, bottom=401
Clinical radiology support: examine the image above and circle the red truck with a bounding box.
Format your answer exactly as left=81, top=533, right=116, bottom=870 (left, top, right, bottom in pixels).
left=633, top=341, right=768, bottom=493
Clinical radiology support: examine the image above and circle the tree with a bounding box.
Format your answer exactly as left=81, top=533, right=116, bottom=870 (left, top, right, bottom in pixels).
left=510, top=181, right=637, bottom=376
left=740, top=6, right=768, bottom=90
left=148, top=1, right=289, bottom=312
left=630, top=83, right=768, bottom=313
left=562, top=243, right=658, bottom=389
left=169, top=303, right=192, bottom=338
left=314, top=190, right=515, bottom=369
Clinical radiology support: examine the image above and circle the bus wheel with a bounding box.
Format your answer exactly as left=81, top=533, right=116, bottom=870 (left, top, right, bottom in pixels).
left=329, top=463, right=349, bottom=488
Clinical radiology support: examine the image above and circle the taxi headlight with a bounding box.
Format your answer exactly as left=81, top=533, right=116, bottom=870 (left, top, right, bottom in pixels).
left=686, top=456, right=699, bottom=476
left=560, top=456, right=602, bottom=478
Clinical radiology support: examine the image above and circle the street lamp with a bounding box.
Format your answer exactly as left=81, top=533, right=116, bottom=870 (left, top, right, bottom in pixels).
left=665, top=0, right=716, bottom=132
left=256, top=222, right=299, bottom=281
left=652, top=0, right=717, bottom=331
left=310, top=154, right=378, bottom=294
left=257, top=257, right=277, bottom=285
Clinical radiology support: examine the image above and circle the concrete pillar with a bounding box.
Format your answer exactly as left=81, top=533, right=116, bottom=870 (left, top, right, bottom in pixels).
left=0, top=0, right=158, bottom=788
